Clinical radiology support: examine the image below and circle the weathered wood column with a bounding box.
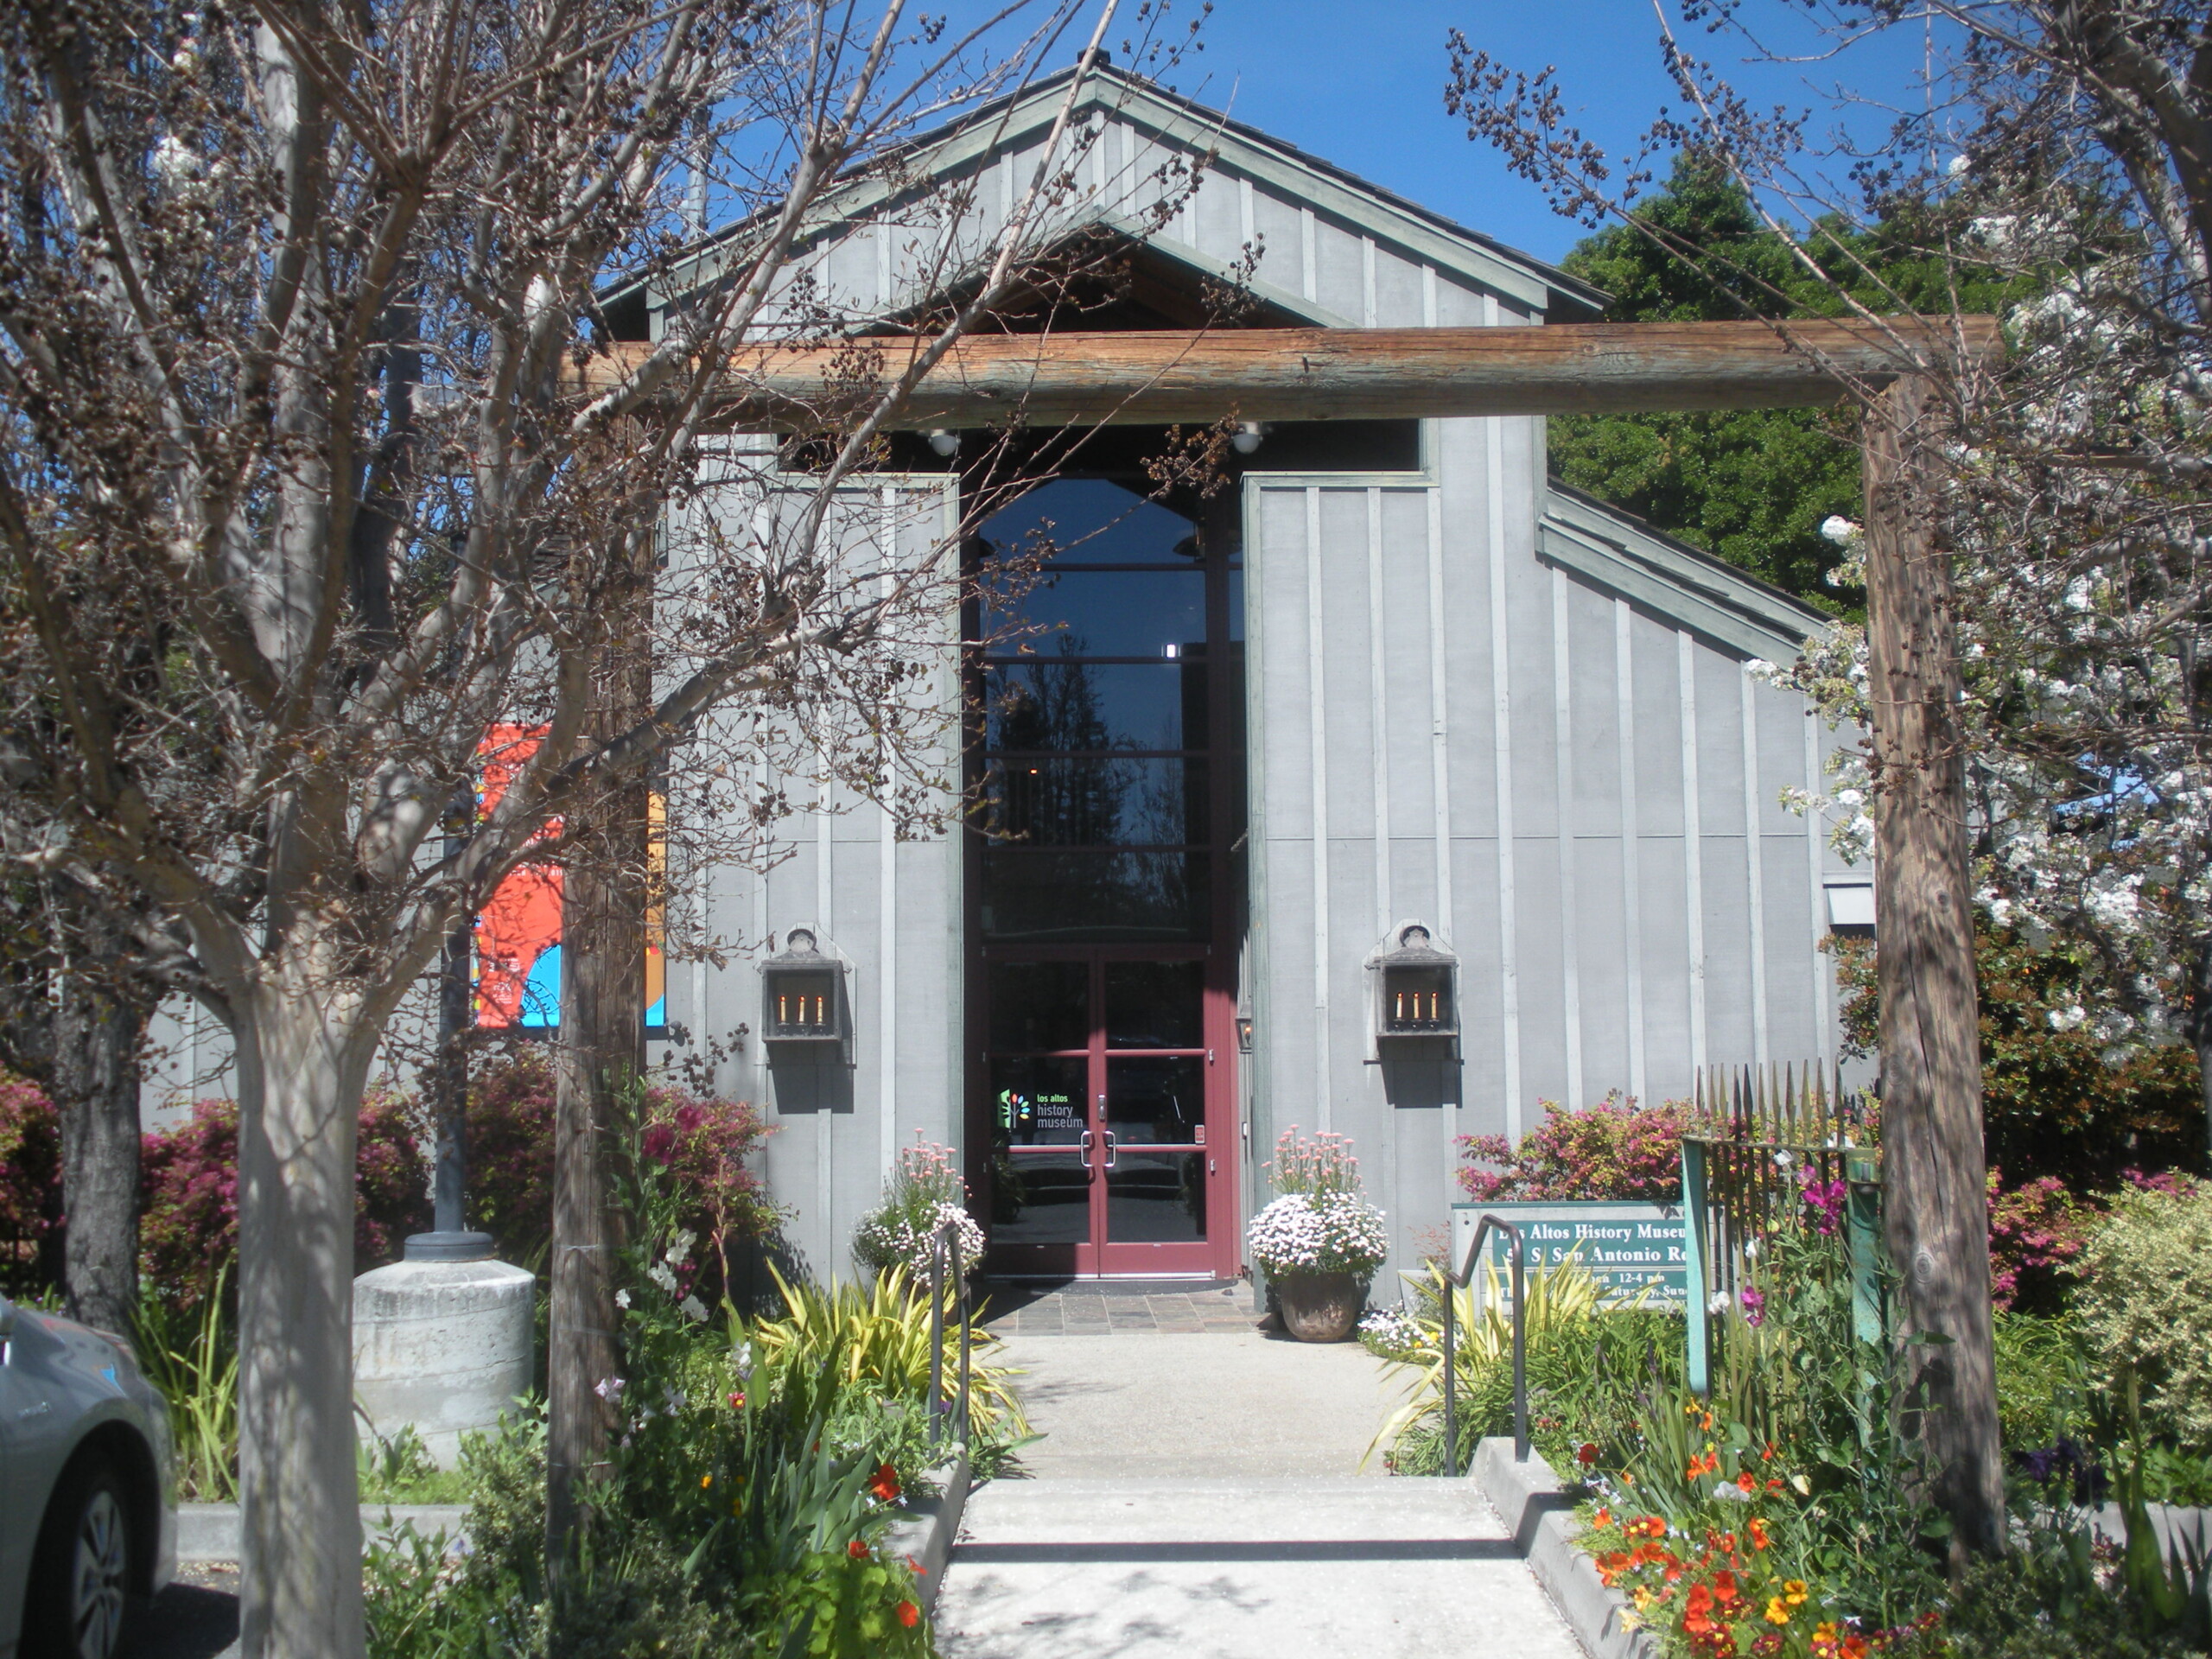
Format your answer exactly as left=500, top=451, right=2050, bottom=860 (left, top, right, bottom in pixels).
left=1863, top=372, right=2003, bottom=1560
left=547, top=566, right=652, bottom=1575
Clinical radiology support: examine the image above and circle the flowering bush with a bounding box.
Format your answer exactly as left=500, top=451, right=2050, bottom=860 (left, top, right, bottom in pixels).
left=140, top=1093, right=431, bottom=1307
left=1459, top=1094, right=1691, bottom=1203
left=461, top=1048, right=560, bottom=1267
left=1584, top=1504, right=1942, bottom=1658
left=1246, top=1193, right=1388, bottom=1279
left=1357, top=1304, right=1424, bottom=1361
left=0, top=1075, right=62, bottom=1292
left=852, top=1141, right=983, bottom=1283
left=465, top=1051, right=776, bottom=1297
left=1984, top=1170, right=2094, bottom=1314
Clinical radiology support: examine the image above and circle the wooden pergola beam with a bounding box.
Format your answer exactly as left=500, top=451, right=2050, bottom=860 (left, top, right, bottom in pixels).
left=584, top=316, right=2000, bottom=425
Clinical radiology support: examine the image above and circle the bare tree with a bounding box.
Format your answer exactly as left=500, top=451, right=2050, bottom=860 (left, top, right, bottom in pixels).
left=1449, top=0, right=2212, bottom=1563
left=0, top=0, right=1213, bottom=1649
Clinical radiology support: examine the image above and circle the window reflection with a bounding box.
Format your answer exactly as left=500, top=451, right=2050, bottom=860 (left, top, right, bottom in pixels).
left=981, top=758, right=1207, bottom=848
left=983, top=658, right=1206, bottom=753
left=980, top=850, right=1207, bottom=942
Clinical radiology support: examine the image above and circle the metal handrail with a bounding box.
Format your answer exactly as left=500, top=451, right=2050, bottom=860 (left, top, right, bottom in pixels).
left=1440, top=1214, right=1528, bottom=1474
left=925, top=1219, right=973, bottom=1450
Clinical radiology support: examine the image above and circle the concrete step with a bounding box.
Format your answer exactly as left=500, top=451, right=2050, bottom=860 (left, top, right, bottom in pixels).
left=956, top=1475, right=1508, bottom=1543
left=936, top=1476, right=1582, bottom=1659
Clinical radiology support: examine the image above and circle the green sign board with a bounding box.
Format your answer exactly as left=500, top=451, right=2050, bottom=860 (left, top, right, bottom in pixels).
left=1450, top=1202, right=1688, bottom=1310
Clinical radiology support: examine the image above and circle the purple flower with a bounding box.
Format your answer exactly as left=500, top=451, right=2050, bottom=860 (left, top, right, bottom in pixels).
left=1738, top=1286, right=1766, bottom=1327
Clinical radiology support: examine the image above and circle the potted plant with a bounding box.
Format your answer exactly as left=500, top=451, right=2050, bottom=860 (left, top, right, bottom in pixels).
left=1245, top=1128, right=1389, bottom=1342
left=853, top=1139, right=986, bottom=1286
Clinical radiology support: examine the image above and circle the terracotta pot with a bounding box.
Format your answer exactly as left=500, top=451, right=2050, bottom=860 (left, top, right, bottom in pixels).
left=1273, top=1270, right=1367, bottom=1342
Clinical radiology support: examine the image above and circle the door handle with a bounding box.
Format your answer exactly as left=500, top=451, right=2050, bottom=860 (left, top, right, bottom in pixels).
left=1079, top=1129, right=1096, bottom=1173
left=1101, top=1129, right=1118, bottom=1170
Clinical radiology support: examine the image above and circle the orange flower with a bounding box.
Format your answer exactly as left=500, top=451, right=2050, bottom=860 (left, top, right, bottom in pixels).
left=1683, top=1584, right=1717, bottom=1637
left=1747, top=1518, right=1771, bottom=1550
left=1713, top=1570, right=1743, bottom=1606
left=700, top=1474, right=713, bottom=1491
left=1764, top=1595, right=1791, bottom=1625
left=896, top=1600, right=921, bottom=1629
left=1592, top=1508, right=1613, bottom=1529
left=848, top=1539, right=869, bottom=1560
left=868, top=1462, right=901, bottom=1503
left=1736, top=1470, right=1758, bottom=1495
left=1783, top=1580, right=1808, bottom=1605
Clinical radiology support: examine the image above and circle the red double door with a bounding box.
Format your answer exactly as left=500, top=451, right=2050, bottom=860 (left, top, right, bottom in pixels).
left=982, top=948, right=1233, bottom=1277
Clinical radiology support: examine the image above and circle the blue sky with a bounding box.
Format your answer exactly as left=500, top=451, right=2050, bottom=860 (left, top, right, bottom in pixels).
left=1084, top=1, right=1942, bottom=266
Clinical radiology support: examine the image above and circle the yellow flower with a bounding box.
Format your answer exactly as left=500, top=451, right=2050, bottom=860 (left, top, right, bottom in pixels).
left=1784, top=1580, right=1808, bottom=1605
left=700, top=1475, right=713, bottom=1490
left=1764, top=1596, right=1791, bottom=1626
left=1633, top=1587, right=1655, bottom=1611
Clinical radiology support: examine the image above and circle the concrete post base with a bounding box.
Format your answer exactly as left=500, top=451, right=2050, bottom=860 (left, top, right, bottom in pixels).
left=353, top=1255, right=536, bottom=1468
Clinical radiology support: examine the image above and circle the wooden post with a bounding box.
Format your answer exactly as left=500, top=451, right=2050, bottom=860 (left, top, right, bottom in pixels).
left=546, top=569, right=652, bottom=1577
left=1681, top=1137, right=1712, bottom=1398
left=1862, top=373, right=2003, bottom=1561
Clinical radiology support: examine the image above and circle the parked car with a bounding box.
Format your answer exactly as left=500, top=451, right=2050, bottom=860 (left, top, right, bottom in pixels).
left=0, top=1294, right=175, bottom=1659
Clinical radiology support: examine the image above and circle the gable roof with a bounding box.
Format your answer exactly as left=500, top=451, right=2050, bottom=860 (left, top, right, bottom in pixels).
left=1539, top=483, right=1831, bottom=660
left=629, top=60, right=1607, bottom=326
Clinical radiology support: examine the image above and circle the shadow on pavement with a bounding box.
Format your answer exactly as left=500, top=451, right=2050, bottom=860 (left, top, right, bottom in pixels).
left=134, top=1573, right=239, bottom=1659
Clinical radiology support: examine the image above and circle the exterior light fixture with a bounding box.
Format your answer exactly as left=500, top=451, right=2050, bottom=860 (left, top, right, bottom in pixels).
left=1230, top=423, right=1268, bottom=455
left=1366, top=921, right=1459, bottom=1058
left=1236, top=1014, right=1254, bottom=1053
left=760, top=927, right=851, bottom=1059
left=927, top=429, right=960, bottom=458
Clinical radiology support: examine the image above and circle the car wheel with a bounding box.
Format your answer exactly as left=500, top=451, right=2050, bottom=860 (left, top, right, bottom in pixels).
left=23, top=1454, right=139, bottom=1659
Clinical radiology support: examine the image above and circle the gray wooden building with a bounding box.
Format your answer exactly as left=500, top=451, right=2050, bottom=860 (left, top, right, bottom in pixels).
left=147, top=63, right=1866, bottom=1293
left=624, top=64, right=1866, bottom=1290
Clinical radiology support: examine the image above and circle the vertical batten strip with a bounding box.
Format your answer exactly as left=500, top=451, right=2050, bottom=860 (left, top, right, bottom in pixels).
left=1362, top=237, right=1378, bottom=327
left=1482, top=298, right=1522, bottom=1143
left=1300, top=207, right=1318, bottom=302
left=1805, top=711, right=1833, bottom=1063
left=1306, top=486, right=1332, bottom=1130
left=814, top=753, right=834, bottom=1259
left=1679, top=632, right=1707, bottom=1076
left=1741, top=670, right=1770, bottom=1066
left=1615, top=599, right=1648, bottom=1101
left=1551, top=567, right=1584, bottom=1109
left=879, top=487, right=900, bottom=1177
left=1425, top=484, right=1456, bottom=1212
left=1239, top=175, right=1255, bottom=261
left=1368, top=489, right=1392, bottom=939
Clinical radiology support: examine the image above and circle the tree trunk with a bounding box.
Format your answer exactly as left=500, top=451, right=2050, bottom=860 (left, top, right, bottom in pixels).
left=1863, top=373, right=2005, bottom=1562
left=234, top=969, right=372, bottom=1659
left=52, top=902, right=144, bottom=1338
left=546, top=588, right=652, bottom=1577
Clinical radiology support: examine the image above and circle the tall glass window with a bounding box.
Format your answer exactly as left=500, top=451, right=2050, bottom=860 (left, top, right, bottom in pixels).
left=972, top=480, right=1235, bottom=944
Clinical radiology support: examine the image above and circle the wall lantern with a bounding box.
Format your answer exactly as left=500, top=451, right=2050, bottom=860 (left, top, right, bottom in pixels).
left=1366, top=921, right=1459, bottom=1058
left=760, top=928, right=851, bottom=1059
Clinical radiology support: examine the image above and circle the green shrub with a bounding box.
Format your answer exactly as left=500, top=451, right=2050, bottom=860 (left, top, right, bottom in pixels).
left=2076, top=1185, right=2212, bottom=1452
left=1367, top=1253, right=1682, bottom=1476
left=1942, top=1528, right=2210, bottom=1658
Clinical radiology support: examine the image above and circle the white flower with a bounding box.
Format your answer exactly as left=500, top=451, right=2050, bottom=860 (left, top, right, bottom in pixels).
left=680, top=1294, right=709, bottom=1324
left=1713, top=1478, right=1751, bottom=1503
left=1772, top=1150, right=1794, bottom=1169
left=1245, top=1192, right=1389, bottom=1278
left=614, top=1288, right=632, bottom=1309
left=647, top=1258, right=679, bottom=1295
left=1820, top=515, right=1862, bottom=546
left=1708, top=1292, right=1732, bottom=1316
left=1743, top=1237, right=1759, bottom=1261
left=594, top=1376, right=626, bottom=1403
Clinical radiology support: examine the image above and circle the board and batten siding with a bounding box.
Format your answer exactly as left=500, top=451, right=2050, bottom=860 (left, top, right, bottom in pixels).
left=1242, top=420, right=1847, bottom=1296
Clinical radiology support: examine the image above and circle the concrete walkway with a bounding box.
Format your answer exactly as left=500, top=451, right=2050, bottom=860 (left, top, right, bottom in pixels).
left=937, top=1329, right=1580, bottom=1656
